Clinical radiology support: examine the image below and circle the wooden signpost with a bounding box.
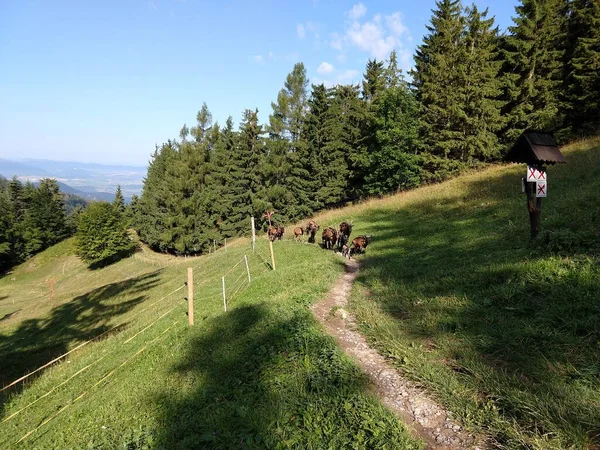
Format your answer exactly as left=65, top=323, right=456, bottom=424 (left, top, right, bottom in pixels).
left=504, top=132, right=566, bottom=239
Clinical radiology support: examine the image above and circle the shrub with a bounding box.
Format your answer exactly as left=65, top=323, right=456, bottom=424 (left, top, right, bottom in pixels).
left=76, top=202, right=135, bottom=266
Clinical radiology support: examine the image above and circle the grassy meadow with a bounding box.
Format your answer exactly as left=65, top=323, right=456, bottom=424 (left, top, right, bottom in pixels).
left=2, top=137, right=599, bottom=449
left=297, top=137, right=600, bottom=449
left=0, top=234, right=421, bottom=449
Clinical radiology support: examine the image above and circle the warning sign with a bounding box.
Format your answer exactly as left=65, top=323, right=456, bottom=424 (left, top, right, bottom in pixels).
left=536, top=181, right=547, bottom=198
left=527, top=166, right=547, bottom=182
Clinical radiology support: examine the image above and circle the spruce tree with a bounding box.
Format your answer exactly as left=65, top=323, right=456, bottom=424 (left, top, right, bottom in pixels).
left=224, top=109, right=265, bottom=234
left=460, top=4, right=504, bottom=161
left=320, top=84, right=365, bottom=205
left=412, top=0, right=467, bottom=159
left=364, top=56, right=422, bottom=195
left=564, top=0, right=600, bottom=135
left=267, top=63, right=313, bottom=221
left=0, top=187, right=14, bottom=270
left=501, top=0, right=566, bottom=143
left=113, top=185, right=125, bottom=214
left=304, top=83, right=330, bottom=210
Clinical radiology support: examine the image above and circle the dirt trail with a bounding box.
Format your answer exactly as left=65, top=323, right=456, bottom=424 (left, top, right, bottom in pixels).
left=311, top=259, right=486, bottom=450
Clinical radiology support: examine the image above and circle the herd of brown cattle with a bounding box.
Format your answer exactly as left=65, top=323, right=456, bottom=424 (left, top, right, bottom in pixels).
left=269, top=220, right=371, bottom=258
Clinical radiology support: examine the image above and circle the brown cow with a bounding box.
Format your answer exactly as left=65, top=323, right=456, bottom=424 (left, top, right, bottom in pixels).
left=322, top=227, right=338, bottom=250
left=306, top=220, right=319, bottom=244
left=350, top=235, right=372, bottom=255
left=268, top=225, right=285, bottom=241
left=337, top=221, right=353, bottom=249
left=293, top=226, right=305, bottom=241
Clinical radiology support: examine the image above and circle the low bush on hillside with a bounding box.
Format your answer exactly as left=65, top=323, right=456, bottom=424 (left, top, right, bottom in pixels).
left=76, top=202, right=135, bottom=266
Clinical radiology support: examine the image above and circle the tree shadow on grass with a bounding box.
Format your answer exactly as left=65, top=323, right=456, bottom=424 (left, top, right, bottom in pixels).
left=350, top=153, right=600, bottom=446
left=0, top=270, right=162, bottom=417
left=151, top=303, right=422, bottom=450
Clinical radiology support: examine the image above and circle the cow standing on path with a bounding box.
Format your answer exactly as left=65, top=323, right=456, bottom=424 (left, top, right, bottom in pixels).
left=307, top=220, right=319, bottom=244
left=337, top=221, right=353, bottom=249
left=322, top=227, right=338, bottom=250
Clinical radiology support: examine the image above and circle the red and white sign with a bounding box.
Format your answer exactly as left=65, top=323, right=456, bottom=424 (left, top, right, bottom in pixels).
left=536, top=181, right=547, bottom=198
left=527, top=166, right=547, bottom=182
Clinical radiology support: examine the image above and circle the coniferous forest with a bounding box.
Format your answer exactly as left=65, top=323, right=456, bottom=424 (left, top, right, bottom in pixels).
left=1, top=1, right=598, bottom=263
left=135, top=0, right=599, bottom=256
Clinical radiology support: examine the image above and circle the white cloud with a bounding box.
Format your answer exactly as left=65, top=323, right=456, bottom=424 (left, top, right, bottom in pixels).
left=254, top=55, right=264, bottom=63
left=330, top=32, right=343, bottom=51
left=313, top=69, right=361, bottom=88
left=297, top=21, right=320, bottom=41
left=385, top=12, right=408, bottom=37
left=317, top=61, right=334, bottom=74
left=348, top=3, right=367, bottom=21
left=330, top=5, right=413, bottom=70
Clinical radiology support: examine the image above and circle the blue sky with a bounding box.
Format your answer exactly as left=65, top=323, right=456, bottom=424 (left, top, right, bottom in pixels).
left=0, top=0, right=518, bottom=166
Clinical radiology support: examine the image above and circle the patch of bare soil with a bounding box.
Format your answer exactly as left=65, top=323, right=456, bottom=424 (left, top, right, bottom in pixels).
left=311, top=259, right=487, bottom=450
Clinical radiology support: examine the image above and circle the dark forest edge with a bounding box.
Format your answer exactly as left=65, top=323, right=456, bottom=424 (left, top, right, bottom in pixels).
left=132, top=0, right=600, bottom=256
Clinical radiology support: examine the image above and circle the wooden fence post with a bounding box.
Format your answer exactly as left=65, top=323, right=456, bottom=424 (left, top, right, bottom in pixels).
left=244, top=255, right=251, bottom=283
left=251, top=216, right=256, bottom=253
left=187, top=267, right=194, bottom=326
left=269, top=240, right=276, bottom=271
left=214, top=239, right=216, bottom=253
left=225, top=238, right=227, bottom=251
left=222, top=276, right=227, bottom=312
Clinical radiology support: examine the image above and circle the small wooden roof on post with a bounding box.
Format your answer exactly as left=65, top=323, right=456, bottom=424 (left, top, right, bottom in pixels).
left=504, top=131, right=566, bottom=166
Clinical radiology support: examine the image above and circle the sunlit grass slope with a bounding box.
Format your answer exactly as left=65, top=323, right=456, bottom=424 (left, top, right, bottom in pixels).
left=298, top=137, right=600, bottom=449
left=0, top=235, right=422, bottom=449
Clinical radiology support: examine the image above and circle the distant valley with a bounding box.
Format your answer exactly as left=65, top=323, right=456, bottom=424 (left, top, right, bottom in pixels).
left=0, top=158, right=146, bottom=202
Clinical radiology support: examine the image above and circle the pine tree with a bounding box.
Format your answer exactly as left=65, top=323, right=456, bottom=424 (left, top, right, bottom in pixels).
left=412, top=0, right=467, bottom=159
left=0, top=186, right=14, bottom=270
left=362, top=59, right=386, bottom=103
left=113, top=185, right=125, bottom=214
left=501, top=0, right=566, bottom=143
left=320, top=84, right=366, bottom=205
left=304, top=83, right=330, bottom=210
left=363, top=56, right=422, bottom=195
left=564, top=0, right=600, bottom=135
left=460, top=4, right=504, bottom=161
left=266, top=63, right=313, bottom=221
left=221, top=109, right=265, bottom=234
left=76, top=202, right=135, bottom=265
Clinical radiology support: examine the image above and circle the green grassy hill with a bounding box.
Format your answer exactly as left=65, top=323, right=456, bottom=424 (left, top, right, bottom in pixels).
left=0, top=234, right=421, bottom=449
left=1, top=137, right=599, bottom=449
left=298, top=137, right=600, bottom=449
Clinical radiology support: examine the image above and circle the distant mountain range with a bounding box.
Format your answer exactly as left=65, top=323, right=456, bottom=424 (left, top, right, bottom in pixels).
left=0, top=158, right=146, bottom=201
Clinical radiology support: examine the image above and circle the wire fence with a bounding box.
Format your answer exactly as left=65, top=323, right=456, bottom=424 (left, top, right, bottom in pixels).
left=3, top=240, right=277, bottom=445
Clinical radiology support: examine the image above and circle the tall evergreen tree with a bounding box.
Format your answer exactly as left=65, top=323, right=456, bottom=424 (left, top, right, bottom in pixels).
left=363, top=56, right=422, bottom=195
left=320, top=84, right=365, bottom=205
left=362, top=59, right=386, bottom=104
left=267, top=63, right=312, bottom=221
left=226, top=109, right=266, bottom=234
left=412, top=0, right=467, bottom=159
left=304, top=83, right=331, bottom=210
left=0, top=187, right=14, bottom=270
left=113, top=185, right=125, bottom=214
left=564, top=0, right=600, bottom=135
left=500, top=0, right=566, bottom=143
left=460, top=4, right=504, bottom=161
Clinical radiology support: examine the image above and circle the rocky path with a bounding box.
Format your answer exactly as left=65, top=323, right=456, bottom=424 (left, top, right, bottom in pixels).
left=311, top=259, right=486, bottom=450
